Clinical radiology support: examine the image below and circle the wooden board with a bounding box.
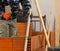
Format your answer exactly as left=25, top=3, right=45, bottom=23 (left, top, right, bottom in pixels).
left=31, top=32, right=55, bottom=51
left=17, top=23, right=32, bottom=37
left=31, top=32, right=45, bottom=51
left=55, top=0, right=60, bottom=46
left=50, top=32, right=55, bottom=46
left=13, top=38, right=25, bottom=51
left=0, top=38, right=25, bottom=51
left=0, top=38, right=13, bottom=51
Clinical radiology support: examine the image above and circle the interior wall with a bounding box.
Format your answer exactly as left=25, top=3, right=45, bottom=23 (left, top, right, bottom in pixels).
left=31, top=0, right=55, bottom=31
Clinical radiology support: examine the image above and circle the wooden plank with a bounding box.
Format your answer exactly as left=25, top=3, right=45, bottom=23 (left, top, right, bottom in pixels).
left=0, top=38, right=13, bottom=51
left=17, top=23, right=32, bottom=37
left=13, top=38, right=25, bottom=51
left=55, top=0, right=60, bottom=46
left=31, top=34, right=45, bottom=51
left=50, top=32, right=55, bottom=46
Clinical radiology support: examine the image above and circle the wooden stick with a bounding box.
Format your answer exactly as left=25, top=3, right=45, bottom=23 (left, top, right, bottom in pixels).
left=46, top=8, right=52, bottom=51
left=34, top=0, right=50, bottom=47
left=24, top=10, right=31, bottom=51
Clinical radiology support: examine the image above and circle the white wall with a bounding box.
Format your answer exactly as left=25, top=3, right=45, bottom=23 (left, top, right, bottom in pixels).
left=31, top=0, right=55, bottom=31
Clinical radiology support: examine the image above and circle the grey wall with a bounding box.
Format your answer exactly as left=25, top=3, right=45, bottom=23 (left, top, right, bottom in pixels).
left=31, top=0, right=55, bottom=31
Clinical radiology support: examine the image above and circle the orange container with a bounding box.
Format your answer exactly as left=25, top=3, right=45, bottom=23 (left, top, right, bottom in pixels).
left=2, top=12, right=11, bottom=20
